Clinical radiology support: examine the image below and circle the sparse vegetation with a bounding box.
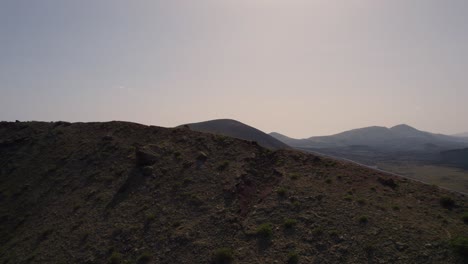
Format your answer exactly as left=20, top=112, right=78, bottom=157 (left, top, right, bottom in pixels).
left=287, top=251, right=299, bottom=264
left=146, top=213, right=156, bottom=223
left=181, top=178, right=192, bottom=185
left=462, top=213, right=468, bottom=223
left=364, top=243, right=375, bottom=254
left=256, top=223, right=273, bottom=239
left=357, top=198, right=366, bottom=205
left=290, top=173, right=300, bottom=180
left=277, top=187, right=287, bottom=197
left=284, top=218, right=297, bottom=229
left=450, top=236, right=468, bottom=257
left=292, top=200, right=301, bottom=209
left=213, top=248, right=234, bottom=263
left=312, top=227, right=324, bottom=236
left=377, top=177, right=398, bottom=189
left=109, top=251, right=122, bottom=264
left=440, top=196, right=456, bottom=209
left=359, top=216, right=369, bottom=224
left=328, top=230, right=338, bottom=236
left=137, top=251, right=152, bottom=263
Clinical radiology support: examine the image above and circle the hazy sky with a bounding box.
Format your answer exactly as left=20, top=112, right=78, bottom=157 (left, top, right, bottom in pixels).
left=1, top=0, right=467, bottom=137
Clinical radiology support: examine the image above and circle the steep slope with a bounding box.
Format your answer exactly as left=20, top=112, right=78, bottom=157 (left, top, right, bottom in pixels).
left=0, top=121, right=467, bottom=264
left=183, top=119, right=289, bottom=150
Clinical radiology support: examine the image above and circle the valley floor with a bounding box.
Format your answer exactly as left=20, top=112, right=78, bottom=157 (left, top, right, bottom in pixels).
left=377, top=163, right=468, bottom=194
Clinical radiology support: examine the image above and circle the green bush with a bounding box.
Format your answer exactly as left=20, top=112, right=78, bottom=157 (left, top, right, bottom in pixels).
left=287, top=251, right=299, bottom=264
left=137, top=251, right=152, bottom=263
left=450, top=236, right=468, bottom=257
left=213, top=247, right=234, bottom=264
left=277, top=187, right=287, bottom=197
left=312, top=227, right=324, bottom=236
left=364, top=243, right=375, bottom=253
left=284, top=218, right=297, bottom=229
left=359, top=216, right=368, bottom=224
left=291, top=201, right=301, bottom=210
left=462, top=212, right=468, bottom=224
left=109, top=251, right=122, bottom=264
left=290, top=173, right=300, bottom=180
left=256, top=223, right=273, bottom=239
left=146, top=213, right=156, bottom=222
left=440, top=196, right=456, bottom=209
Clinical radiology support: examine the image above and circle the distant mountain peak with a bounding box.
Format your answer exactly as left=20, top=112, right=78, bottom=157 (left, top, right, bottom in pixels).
left=389, top=124, right=423, bottom=135
left=390, top=124, right=417, bottom=130
left=181, top=119, right=290, bottom=150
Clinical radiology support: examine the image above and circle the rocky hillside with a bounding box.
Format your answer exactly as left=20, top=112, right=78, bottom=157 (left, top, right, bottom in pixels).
left=0, top=121, right=467, bottom=264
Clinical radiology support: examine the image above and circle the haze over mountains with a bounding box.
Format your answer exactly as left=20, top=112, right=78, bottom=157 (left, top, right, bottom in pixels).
left=270, top=124, right=468, bottom=152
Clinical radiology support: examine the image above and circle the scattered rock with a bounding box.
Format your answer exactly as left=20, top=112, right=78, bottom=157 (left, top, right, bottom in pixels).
left=395, top=242, right=408, bottom=251
left=136, top=146, right=159, bottom=166
left=197, top=151, right=208, bottom=161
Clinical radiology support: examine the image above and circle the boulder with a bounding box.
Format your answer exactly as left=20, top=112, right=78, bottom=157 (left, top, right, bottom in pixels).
left=136, top=146, right=159, bottom=166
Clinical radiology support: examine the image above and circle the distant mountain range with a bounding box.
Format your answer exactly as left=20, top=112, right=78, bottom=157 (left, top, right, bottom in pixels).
left=181, top=119, right=289, bottom=150
left=179, top=120, right=468, bottom=170
left=271, top=124, right=468, bottom=152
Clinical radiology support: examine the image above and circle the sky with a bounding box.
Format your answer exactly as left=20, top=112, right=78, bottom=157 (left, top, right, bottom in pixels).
left=1, top=0, right=468, bottom=138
